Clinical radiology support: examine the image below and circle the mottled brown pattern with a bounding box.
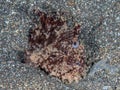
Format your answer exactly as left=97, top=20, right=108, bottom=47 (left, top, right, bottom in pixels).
left=25, top=9, right=87, bottom=83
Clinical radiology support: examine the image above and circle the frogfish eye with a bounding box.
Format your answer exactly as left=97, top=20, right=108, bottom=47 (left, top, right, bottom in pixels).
left=72, top=41, right=79, bottom=48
